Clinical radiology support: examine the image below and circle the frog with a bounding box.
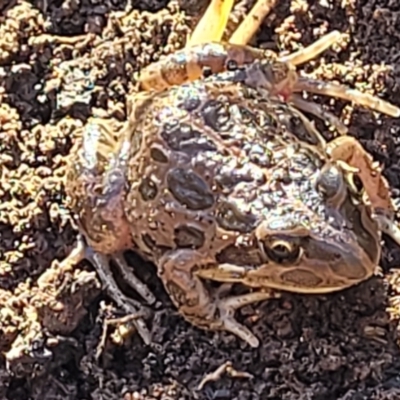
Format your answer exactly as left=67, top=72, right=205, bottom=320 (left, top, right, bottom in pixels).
left=61, top=0, right=400, bottom=347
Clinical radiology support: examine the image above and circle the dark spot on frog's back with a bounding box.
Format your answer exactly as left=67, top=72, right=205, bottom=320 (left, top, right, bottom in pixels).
left=167, top=168, right=214, bottom=210
left=201, top=99, right=233, bottom=132
left=217, top=244, right=263, bottom=266
left=176, top=86, right=202, bottom=112
left=174, top=225, right=205, bottom=249
left=150, top=147, right=168, bottom=163
left=142, top=233, right=171, bottom=254
left=216, top=200, right=257, bottom=233
left=139, top=177, right=158, bottom=201
left=161, top=122, right=216, bottom=154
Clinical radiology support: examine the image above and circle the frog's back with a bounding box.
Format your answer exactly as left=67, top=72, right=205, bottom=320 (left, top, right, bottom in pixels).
left=124, top=76, right=329, bottom=257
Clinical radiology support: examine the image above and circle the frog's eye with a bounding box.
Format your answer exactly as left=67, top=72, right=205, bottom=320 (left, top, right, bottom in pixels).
left=262, top=240, right=301, bottom=264
left=316, top=163, right=345, bottom=200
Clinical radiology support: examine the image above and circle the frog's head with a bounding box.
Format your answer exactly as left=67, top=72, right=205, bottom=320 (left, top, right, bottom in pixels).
left=200, top=160, right=382, bottom=293
left=251, top=161, right=382, bottom=293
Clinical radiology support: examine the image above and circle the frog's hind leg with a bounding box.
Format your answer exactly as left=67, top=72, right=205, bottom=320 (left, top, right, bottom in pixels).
left=293, top=76, right=400, bottom=118
left=279, top=31, right=342, bottom=66
left=59, top=236, right=153, bottom=345
left=273, top=30, right=400, bottom=118
left=112, top=252, right=157, bottom=305
left=327, top=136, right=392, bottom=213
left=160, top=249, right=276, bottom=348
left=139, top=0, right=275, bottom=91
left=326, top=136, right=400, bottom=246
left=291, top=94, right=348, bottom=135
left=139, top=0, right=237, bottom=91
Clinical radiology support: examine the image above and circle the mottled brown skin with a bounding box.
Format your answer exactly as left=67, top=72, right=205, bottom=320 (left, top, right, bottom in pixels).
left=106, top=66, right=381, bottom=346
left=63, top=0, right=400, bottom=346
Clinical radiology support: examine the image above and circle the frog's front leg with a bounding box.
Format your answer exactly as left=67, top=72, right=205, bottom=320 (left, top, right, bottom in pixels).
left=159, top=249, right=277, bottom=348
left=60, top=236, right=153, bottom=345
left=326, top=136, right=400, bottom=245
left=63, top=119, right=156, bottom=344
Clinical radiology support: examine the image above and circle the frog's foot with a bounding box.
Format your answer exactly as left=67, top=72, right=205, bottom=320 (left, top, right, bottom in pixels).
left=326, top=136, right=400, bottom=245
left=277, top=30, right=400, bottom=118
left=293, top=76, right=400, bottom=118
left=262, top=30, right=400, bottom=119
left=112, top=252, right=156, bottom=305
left=228, top=0, right=277, bottom=46
left=160, top=249, right=278, bottom=347
left=60, top=236, right=153, bottom=345
left=88, top=250, right=152, bottom=345
left=279, top=31, right=342, bottom=66
left=215, top=289, right=280, bottom=347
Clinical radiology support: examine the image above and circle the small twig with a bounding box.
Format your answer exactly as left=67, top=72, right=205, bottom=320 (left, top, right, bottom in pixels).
left=197, top=361, right=254, bottom=391
left=96, top=312, right=146, bottom=359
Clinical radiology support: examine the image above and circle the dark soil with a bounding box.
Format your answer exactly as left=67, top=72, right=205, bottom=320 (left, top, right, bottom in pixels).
left=2, top=0, right=400, bottom=399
